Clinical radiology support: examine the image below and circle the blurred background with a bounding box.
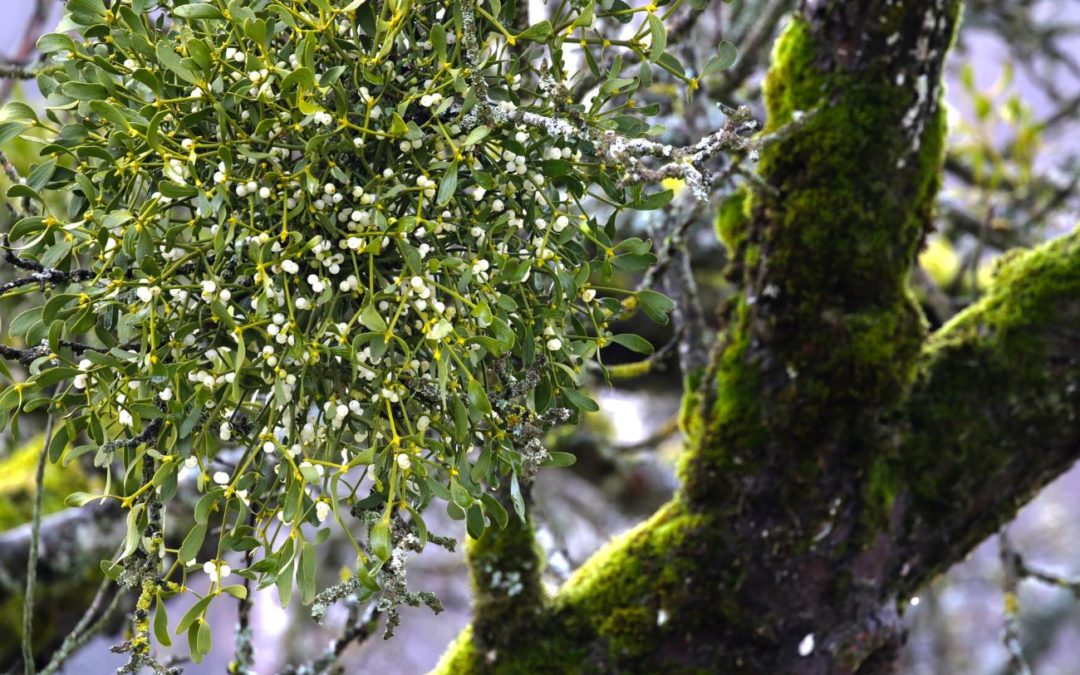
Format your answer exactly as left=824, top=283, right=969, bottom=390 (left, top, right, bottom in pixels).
left=1, top=1, right=1079, bottom=673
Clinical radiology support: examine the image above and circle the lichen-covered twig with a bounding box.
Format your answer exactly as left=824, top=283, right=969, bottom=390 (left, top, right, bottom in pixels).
left=114, top=460, right=174, bottom=675
left=999, top=532, right=1034, bottom=675
left=0, top=235, right=97, bottom=298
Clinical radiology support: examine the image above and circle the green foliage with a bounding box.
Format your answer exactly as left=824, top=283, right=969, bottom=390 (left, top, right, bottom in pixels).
left=0, top=0, right=745, bottom=662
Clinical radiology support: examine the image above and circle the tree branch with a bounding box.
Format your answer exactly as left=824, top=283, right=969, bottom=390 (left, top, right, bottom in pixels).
left=889, top=228, right=1080, bottom=596
left=0, top=501, right=125, bottom=598
left=461, top=491, right=546, bottom=662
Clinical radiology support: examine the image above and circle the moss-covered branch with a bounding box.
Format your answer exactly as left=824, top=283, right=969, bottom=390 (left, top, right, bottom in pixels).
left=888, top=229, right=1080, bottom=596
left=435, top=500, right=718, bottom=673
left=460, top=497, right=547, bottom=660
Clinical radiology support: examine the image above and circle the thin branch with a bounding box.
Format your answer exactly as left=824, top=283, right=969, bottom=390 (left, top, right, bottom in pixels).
left=710, top=0, right=794, bottom=100
left=0, top=0, right=52, bottom=103
left=21, top=401, right=56, bottom=675
left=999, top=532, right=1034, bottom=675
left=0, top=235, right=97, bottom=299
left=277, top=601, right=380, bottom=675
left=40, top=571, right=126, bottom=675
left=229, top=544, right=256, bottom=674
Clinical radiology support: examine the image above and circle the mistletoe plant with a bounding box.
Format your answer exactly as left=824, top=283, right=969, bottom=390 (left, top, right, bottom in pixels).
left=0, top=0, right=745, bottom=667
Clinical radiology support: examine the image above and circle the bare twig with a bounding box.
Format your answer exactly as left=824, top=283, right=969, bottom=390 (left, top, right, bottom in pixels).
left=40, top=568, right=127, bottom=675
left=21, top=400, right=56, bottom=675
left=0, top=0, right=53, bottom=103
left=277, top=601, right=380, bottom=675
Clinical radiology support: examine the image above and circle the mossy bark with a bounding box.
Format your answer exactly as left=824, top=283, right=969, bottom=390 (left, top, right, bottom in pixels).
left=435, top=1, right=1077, bottom=672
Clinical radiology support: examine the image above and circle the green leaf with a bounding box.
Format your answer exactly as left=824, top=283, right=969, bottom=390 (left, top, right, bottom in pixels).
left=390, top=111, right=409, bottom=137
left=467, top=378, right=491, bottom=415
left=637, top=289, right=674, bottom=324
left=1, top=101, right=38, bottom=124
left=64, top=491, right=101, bottom=507
left=194, top=488, right=223, bottom=525
left=276, top=560, right=294, bottom=607
left=48, top=423, right=71, bottom=463
left=431, top=23, right=447, bottom=62
left=630, top=188, right=674, bottom=210
left=647, top=14, right=666, bottom=62
left=703, top=41, right=738, bottom=76
left=119, top=503, right=144, bottom=560
left=541, top=451, right=578, bottom=468
left=462, top=127, right=489, bottom=148
left=196, top=618, right=212, bottom=661
left=370, top=518, right=392, bottom=561
left=210, top=300, right=236, bottom=329
left=436, top=162, right=458, bottom=206
left=101, top=560, right=123, bottom=581
left=359, top=304, right=388, bottom=333
left=480, top=493, right=509, bottom=529
left=657, top=51, right=684, bottom=77
left=562, top=387, right=599, bottom=413
left=0, top=385, right=24, bottom=415
left=609, top=333, right=654, bottom=355
left=0, top=121, right=30, bottom=145
left=298, top=542, right=317, bottom=604
left=611, top=252, right=656, bottom=271
left=466, top=503, right=485, bottom=539
left=36, top=33, right=76, bottom=54
left=509, top=473, right=526, bottom=521
left=178, top=522, right=207, bottom=564
left=160, top=181, right=198, bottom=199
left=516, top=20, right=553, bottom=42
left=174, top=3, right=226, bottom=20
left=153, top=596, right=172, bottom=647
left=244, top=17, right=268, bottom=45
left=280, top=67, right=315, bottom=97
left=156, top=42, right=198, bottom=84
left=90, top=100, right=130, bottom=130
left=176, top=595, right=213, bottom=634
left=61, top=82, right=109, bottom=100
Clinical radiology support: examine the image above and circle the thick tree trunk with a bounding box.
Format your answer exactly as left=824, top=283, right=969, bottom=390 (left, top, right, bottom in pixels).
left=435, top=1, right=1080, bottom=672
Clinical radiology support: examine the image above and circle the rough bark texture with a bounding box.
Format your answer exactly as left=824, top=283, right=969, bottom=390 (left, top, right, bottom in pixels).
left=433, top=1, right=1077, bottom=672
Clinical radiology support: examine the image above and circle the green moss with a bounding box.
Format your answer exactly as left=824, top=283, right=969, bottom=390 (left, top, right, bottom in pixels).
left=695, top=14, right=948, bottom=460
left=465, top=506, right=546, bottom=652
left=715, top=189, right=749, bottom=254
left=599, top=607, right=654, bottom=657
left=435, top=500, right=718, bottom=674
left=754, top=16, right=939, bottom=410
left=901, top=231, right=1080, bottom=538
left=679, top=296, right=765, bottom=495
